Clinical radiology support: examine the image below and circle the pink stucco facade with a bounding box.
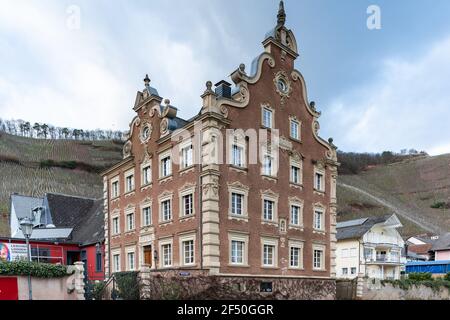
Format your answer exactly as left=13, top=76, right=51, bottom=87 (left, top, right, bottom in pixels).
left=435, top=250, right=450, bottom=261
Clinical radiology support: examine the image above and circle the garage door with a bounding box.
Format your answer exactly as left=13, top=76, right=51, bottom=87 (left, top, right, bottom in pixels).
left=0, top=277, right=19, bottom=300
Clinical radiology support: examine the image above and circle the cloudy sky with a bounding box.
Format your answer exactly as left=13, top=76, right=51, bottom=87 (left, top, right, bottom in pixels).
left=1, top=0, right=449, bottom=155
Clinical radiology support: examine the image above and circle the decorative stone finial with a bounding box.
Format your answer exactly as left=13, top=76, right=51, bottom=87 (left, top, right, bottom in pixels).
left=328, top=138, right=334, bottom=144
left=310, top=101, right=316, bottom=110
left=144, top=74, right=151, bottom=87
left=239, top=63, right=246, bottom=73
left=164, top=99, right=170, bottom=106
left=206, top=81, right=212, bottom=91
left=277, top=1, right=286, bottom=27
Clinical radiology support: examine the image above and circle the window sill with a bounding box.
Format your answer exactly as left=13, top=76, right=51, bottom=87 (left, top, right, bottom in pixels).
left=261, top=266, right=279, bottom=270
left=290, top=183, right=303, bottom=189
left=262, top=220, right=279, bottom=227
left=111, top=196, right=120, bottom=201
left=261, top=175, right=277, bottom=182
left=229, top=165, right=247, bottom=173
left=124, top=230, right=136, bottom=235
left=289, top=225, right=304, bottom=231
left=141, top=183, right=152, bottom=191
left=228, top=214, right=249, bottom=222
left=159, top=175, right=173, bottom=184
left=314, top=189, right=326, bottom=196
left=140, top=226, right=154, bottom=233
left=159, top=220, right=174, bottom=226
left=288, top=267, right=305, bottom=271
left=228, top=264, right=250, bottom=268
left=124, top=191, right=136, bottom=197
left=290, top=137, right=302, bottom=144
left=313, top=229, right=326, bottom=235
left=179, top=215, right=195, bottom=222
left=313, top=268, right=327, bottom=272
left=180, top=165, right=195, bottom=175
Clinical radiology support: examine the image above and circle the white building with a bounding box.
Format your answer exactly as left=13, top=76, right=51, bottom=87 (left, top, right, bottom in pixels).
left=336, top=214, right=405, bottom=280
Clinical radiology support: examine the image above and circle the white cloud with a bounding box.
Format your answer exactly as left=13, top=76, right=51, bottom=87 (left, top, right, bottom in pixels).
left=323, top=36, right=450, bottom=156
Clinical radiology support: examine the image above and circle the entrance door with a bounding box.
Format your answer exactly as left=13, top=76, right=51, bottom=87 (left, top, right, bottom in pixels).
left=143, top=245, right=152, bottom=267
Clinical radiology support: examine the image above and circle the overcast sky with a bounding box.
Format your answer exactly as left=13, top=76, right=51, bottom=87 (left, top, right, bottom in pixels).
left=1, top=0, right=450, bottom=155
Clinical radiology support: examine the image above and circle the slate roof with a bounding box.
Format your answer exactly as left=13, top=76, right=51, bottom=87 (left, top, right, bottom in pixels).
left=336, top=215, right=392, bottom=241
left=10, top=194, right=44, bottom=220
left=431, top=233, right=450, bottom=251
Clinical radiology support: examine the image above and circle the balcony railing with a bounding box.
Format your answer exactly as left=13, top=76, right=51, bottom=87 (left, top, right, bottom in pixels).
left=365, top=255, right=401, bottom=263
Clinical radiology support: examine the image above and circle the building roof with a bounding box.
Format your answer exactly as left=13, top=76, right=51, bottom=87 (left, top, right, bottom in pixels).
left=431, top=233, right=450, bottom=251
left=336, top=215, right=394, bottom=241
left=10, top=194, right=44, bottom=220
left=407, top=260, right=450, bottom=267
left=408, top=244, right=433, bottom=255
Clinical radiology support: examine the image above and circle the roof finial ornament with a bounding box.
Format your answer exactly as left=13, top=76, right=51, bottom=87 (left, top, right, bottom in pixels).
left=277, top=0, right=286, bottom=27
left=144, top=74, right=151, bottom=87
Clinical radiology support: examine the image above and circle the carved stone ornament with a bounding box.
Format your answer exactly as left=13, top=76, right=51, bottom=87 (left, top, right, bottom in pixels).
left=123, top=140, right=132, bottom=159
left=140, top=123, right=153, bottom=143
left=203, top=178, right=219, bottom=197
left=274, top=70, right=293, bottom=108
left=160, top=118, right=169, bottom=135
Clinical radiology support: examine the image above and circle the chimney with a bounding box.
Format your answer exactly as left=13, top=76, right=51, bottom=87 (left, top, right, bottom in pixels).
left=215, top=80, right=232, bottom=99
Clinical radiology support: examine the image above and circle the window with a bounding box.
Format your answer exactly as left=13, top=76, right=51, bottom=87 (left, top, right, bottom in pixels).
left=290, top=119, right=300, bottom=140
left=290, top=205, right=301, bottom=226
left=182, top=194, right=194, bottom=217
left=161, top=199, right=172, bottom=222
left=262, top=155, right=274, bottom=176
left=112, top=216, right=120, bottom=235
left=313, top=247, right=325, bottom=270
left=182, top=240, right=195, bottom=265
left=291, top=165, right=300, bottom=184
left=314, top=171, right=325, bottom=192
left=126, top=212, right=135, bottom=231
left=263, top=244, right=275, bottom=266
left=262, top=107, right=273, bottom=128
left=290, top=246, right=302, bottom=268
left=112, top=253, right=120, bottom=272
left=231, top=193, right=243, bottom=216
left=350, top=248, right=357, bottom=258
left=314, top=209, right=324, bottom=231
left=160, top=155, right=172, bottom=178
left=142, top=165, right=151, bottom=186
left=351, top=267, right=357, bottom=275
left=231, top=240, right=244, bottom=264
left=277, top=79, right=288, bottom=93
left=111, top=180, right=119, bottom=198
left=142, top=206, right=152, bottom=226
left=125, top=173, right=134, bottom=193
left=96, top=252, right=102, bottom=272
left=127, top=251, right=135, bottom=271
left=181, top=144, right=193, bottom=169
left=231, top=144, right=244, bottom=167
left=342, top=268, right=348, bottom=275
left=162, top=243, right=172, bottom=267
left=342, top=248, right=349, bottom=258
left=263, top=199, right=274, bottom=221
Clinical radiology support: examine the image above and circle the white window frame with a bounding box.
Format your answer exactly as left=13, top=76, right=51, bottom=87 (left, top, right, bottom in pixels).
left=228, top=183, right=249, bottom=220
left=159, top=238, right=173, bottom=268
left=159, top=150, right=172, bottom=179
left=314, top=167, right=326, bottom=192
left=261, top=191, right=279, bottom=223
left=313, top=206, right=325, bottom=231
left=228, top=232, right=249, bottom=266
left=126, top=247, right=136, bottom=271
left=289, top=117, right=301, bottom=141
left=180, top=141, right=194, bottom=170
left=261, top=237, right=278, bottom=268
left=179, top=233, right=196, bottom=267
left=261, top=105, right=274, bottom=129
left=125, top=210, right=135, bottom=232
left=313, top=244, right=326, bottom=271
left=230, top=142, right=246, bottom=168
left=110, top=176, right=120, bottom=199
left=289, top=199, right=304, bottom=228
left=112, top=251, right=121, bottom=273
left=289, top=240, right=304, bottom=269
left=111, top=211, right=120, bottom=235
left=159, top=193, right=173, bottom=223
left=124, top=169, right=135, bottom=193
left=141, top=201, right=152, bottom=227
left=141, top=161, right=152, bottom=187
left=290, top=157, right=303, bottom=185
left=179, top=186, right=196, bottom=218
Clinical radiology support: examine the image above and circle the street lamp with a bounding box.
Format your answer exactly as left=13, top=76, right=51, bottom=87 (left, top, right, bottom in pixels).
left=19, top=216, right=34, bottom=301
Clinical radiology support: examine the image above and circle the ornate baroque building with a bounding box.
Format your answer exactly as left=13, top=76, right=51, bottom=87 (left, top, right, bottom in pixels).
left=102, top=1, right=339, bottom=296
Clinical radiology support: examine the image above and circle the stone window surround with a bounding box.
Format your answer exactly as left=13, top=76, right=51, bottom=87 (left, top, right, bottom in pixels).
left=124, top=206, right=136, bottom=232
left=312, top=243, right=327, bottom=271
left=140, top=159, right=152, bottom=187
left=179, top=139, right=194, bottom=170
left=261, top=103, right=275, bottom=129
left=227, top=182, right=250, bottom=221
left=178, top=184, right=196, bottom=219
left=110, top=175, right=120, bottom=199
left=140, top=198, right=152, bottom=227
left=159, top=149, right=173, bottom=180
left=179, top=232, right=196, bottom=267
left=260, top=146, right=278, bottom=178
left=111, top=209, right=121, bottom=235
left=261, top=236, right=279, bottom=268
left=159, top=237, right=173, bottom=269
left=313, top=203, right=326, bottom=232
left=228, top=231, right=249, bottom=267
left=158, top=192, right=174, bottom=224
left=288, top=240, right=304, bottom=270
left=260, top=190, right=279, bottom=224
left=111, top=248, right=121, bottom=273
left=289, top=115, right=302, bottom=141
left=125, top=245, right=136, bottom=271
left=229, top=136, right=247, bottom=169
left=314, top=165, right=326, bottom=193
left=289, top=197, right=304, bottom=228
left=290, top=157, right=303, bottom=186
left=124, top=168, right=135, bottom=194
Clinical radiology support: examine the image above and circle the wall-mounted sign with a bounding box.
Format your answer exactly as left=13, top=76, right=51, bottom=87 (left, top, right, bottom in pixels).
left=0, top=243, right=28, bottom=262
left=179, top=272, right=191, bottom=277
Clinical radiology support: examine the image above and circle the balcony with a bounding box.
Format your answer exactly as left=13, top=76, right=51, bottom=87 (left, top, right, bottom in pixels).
left=365, top=254, right=401, bottom=264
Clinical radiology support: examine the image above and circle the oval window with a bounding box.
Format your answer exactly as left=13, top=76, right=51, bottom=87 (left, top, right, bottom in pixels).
left=142, top=126, right=150, bottom=141
left=277, top=79, right=288, bottom=93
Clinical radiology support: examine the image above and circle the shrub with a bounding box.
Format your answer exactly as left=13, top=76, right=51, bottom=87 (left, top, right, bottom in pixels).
left=444, top=273, right=450, bottom=282
left=408, top=272, right=433, bottom=281
left=91, top=281, right=106, bottom=300
left=431, top=201, right=450, bottom=209
left=0, top=260, right=69, bottom=278
left=114, top=271, right=140, bottom=300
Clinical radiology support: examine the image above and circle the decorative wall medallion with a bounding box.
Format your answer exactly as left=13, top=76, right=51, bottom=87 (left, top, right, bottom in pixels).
left=274, top=70, right=292, bottom=108
left=123, top=140, right=132, bottom=158
left=160, top=118, right=169, bottom=135
left=140, top=123, right=153, bottom=143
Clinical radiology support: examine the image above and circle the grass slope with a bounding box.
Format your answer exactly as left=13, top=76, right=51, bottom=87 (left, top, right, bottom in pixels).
left=337, top=154, right=450, bottom=237
left=0, top=132, right=123, bottom=237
